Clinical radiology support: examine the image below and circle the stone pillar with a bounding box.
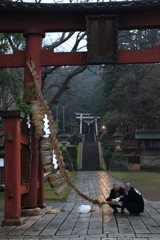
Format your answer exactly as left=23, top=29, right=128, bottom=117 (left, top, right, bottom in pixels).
left=95, top=117, right=98, bottom=135
left=80, top=115, right=83, bottom=134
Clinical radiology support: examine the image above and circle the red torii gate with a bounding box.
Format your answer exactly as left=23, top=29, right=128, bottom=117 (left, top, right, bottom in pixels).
left=1, top=0, right=160, bottom=225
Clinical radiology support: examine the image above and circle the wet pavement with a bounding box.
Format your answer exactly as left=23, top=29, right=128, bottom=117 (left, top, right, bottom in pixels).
left=0, top=171, right=159, bottom=240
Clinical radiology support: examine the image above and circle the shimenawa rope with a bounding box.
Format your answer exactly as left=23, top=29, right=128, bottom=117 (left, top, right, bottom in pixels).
left=27, top=60, right=111, bottom=207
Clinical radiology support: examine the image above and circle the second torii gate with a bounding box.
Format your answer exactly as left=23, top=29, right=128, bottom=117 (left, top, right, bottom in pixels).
left=75, top=113, right=100, bottom=135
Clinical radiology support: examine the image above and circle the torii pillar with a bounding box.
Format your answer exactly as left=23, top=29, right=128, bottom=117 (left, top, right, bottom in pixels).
left=2, top=28, right=46, bottom=226
left=22, top=27, right=45, bottom=208
left=95, top=117, right=98, bottom=135
left=80, top=115, right=83, bottom=135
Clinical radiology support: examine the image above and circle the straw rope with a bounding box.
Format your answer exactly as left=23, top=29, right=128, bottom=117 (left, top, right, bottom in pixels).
left=27, top=60, right=109, bottom=207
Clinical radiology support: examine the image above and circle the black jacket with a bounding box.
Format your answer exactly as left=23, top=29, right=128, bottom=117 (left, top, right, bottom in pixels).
left=106, top=186, right=126, bottom=201
left=123, top=187, right=144, bottom=212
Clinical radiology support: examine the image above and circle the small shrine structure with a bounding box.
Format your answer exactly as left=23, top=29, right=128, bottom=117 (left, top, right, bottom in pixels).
left=135, top=130, right=160, bottom=169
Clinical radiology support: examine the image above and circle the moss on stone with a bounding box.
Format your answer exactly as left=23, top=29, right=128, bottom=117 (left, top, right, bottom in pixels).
left=112, top=150, right=124, bottom=160
left=141, top=165, right=160, bottom=170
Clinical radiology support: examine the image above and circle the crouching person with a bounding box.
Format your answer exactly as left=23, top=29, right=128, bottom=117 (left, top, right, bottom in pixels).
left=122, top=183, right=144, bottom=216
left=106, top=183, right=126, bottom=214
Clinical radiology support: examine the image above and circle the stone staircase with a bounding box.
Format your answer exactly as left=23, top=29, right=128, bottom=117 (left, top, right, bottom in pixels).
left=82, top=134, right=100, bottom=171
left=84, top=133, right=95, bottom=142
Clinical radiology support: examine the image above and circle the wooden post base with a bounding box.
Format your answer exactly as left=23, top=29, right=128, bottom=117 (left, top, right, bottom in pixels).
left=37, top=203, right=47, bottom=209
left=21, top=207, right=41, bottom=217
left=2, top=218, right=25, bottom=226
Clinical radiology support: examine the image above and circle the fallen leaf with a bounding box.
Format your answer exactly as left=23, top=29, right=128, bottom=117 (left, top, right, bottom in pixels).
left=90, top=208, right=96, bottom=212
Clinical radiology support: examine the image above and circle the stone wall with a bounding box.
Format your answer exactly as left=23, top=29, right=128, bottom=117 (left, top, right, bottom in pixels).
left=109, top=159, right=129, bottom=171
left=140, top=156, right=160, bottom=170
left=109, top=150, right=129, bottom=171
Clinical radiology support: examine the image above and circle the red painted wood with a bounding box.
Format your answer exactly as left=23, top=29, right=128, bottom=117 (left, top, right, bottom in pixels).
left=41, top=46, right=160, bottom=65
left=41, top=50, right=88, bottom=66
left=0, top=51, right=25, bottom=68
left=22, top=28, right=44, bottom=208
left=119, top=14, right=160, bottom=30
left=4, top=117, right=21, bottom=220
left=1, top=9, right=160, bottom=32
left=37, top=181, right=40, bottom=189
left=118, top=46, right=160, bottom=64
left=23, top=27, right=45, bottom=92
left=20, top=135, right=29, bottom=145
left=20, top=185, right=28, bottom=195
left=20, top=182, right=39, bottom=195
left=37, top=166, right=44, bottom=207
left=1, top=46, right=160, bottom=68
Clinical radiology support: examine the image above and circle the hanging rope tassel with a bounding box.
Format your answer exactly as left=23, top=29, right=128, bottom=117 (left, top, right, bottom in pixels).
left=27, top=60, right=109, bottom=207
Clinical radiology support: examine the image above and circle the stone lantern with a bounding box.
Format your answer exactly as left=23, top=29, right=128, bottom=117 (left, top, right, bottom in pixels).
left=109, top=128, right=128, bottom=171
left=72, top=123, right=79, bottom=135
left=59, top=130, right=73, bottom=171
left=59, top=130, right=68, bottom=150
left=113, top=128, right=123, bottom=150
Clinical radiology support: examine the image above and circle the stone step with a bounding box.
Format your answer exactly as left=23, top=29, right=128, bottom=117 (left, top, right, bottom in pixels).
left=82, top=142, right=100, bottom=171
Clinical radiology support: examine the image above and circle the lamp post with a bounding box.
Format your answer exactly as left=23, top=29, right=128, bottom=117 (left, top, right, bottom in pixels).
left=102, top=125, right=107, bottom=134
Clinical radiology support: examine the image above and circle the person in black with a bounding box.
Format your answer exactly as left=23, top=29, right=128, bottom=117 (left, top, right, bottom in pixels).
left=106, top=183, right=126, bottom=214
left=122, top=183, right=144, bottom=216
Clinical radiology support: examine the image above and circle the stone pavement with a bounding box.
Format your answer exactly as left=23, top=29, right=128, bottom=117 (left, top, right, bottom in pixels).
left=0, top=171, right=160, bottom=240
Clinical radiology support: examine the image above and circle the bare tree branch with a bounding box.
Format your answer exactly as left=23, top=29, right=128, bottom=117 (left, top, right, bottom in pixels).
left=71, top=32, right=86, bottom=52
left=67, top=90, right=88, bottom=101
left=3, top=34, right=17, bottom=51
left=43, top=32, right=75, bottom=50
left=41, top=66, right=60, bottom=91
left=48, top=65, right=86, bottom=108
left=42, top=31, right=86, bottom=91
